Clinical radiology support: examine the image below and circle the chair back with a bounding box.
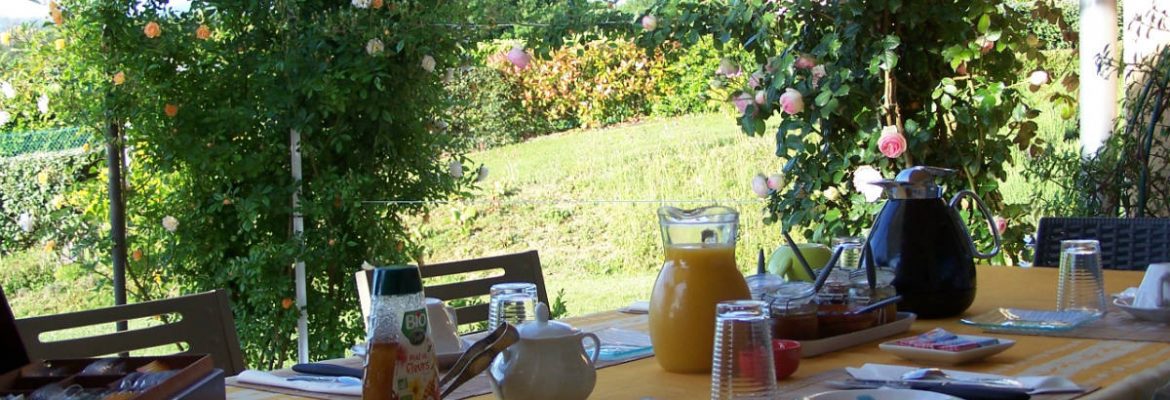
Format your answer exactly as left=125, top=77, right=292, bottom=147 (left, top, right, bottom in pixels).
left=356, top=250, right=548, bottom=331
left=1033, top=217, right=1170, bottom=270
left=14, top=290, right=245, bottom=376
left=0, top=286, right=31, bottom=373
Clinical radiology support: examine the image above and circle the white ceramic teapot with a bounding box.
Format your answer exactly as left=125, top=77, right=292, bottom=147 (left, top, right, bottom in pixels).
left=488, top=302, right=600, bottom=400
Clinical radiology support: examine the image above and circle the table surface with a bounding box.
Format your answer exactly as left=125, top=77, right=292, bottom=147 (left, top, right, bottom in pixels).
left=227, top=266, right=1170, bottom=400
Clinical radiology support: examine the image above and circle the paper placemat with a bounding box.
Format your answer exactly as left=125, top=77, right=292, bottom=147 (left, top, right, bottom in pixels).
left=976, top=304, right=1170, bottom=342
left=777, top=369, right=1098, bottom=400
left=227, top=350, right=655, bottom=400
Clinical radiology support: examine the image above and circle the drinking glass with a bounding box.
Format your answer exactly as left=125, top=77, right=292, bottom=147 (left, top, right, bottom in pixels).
left=711, top=300, right=777, bottom=400
left=831, top=236, right=864, bottom=270
left=488, top=282, right=538, bottom=330
left=1057, top=240, right=1107, bottom=316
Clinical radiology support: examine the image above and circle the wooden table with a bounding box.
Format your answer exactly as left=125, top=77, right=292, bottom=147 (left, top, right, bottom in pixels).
left=228, top=266, right=1170, bottom=399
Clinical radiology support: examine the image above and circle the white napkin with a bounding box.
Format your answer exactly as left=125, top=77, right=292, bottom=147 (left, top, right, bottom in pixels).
left=846, top=363, right=1085, bottom=394
left=236, top=370, right=362, bottom=396
left=620, top=301, right=649, bottom=314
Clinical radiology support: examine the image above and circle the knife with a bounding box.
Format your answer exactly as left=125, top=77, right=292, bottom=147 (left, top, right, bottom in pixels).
left=828, top=379, right=1032, bottom=400
left=291, top=363, right=364, bottom=379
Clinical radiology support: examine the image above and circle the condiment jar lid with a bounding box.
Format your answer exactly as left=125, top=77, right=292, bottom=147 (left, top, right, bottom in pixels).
left=766, top=281, right=816, bottom=310
left=849, top=267, right=895, bottom=286
left=746, top=273, right=784, bottom=300
left=516, top=302, right=577, bottom=339
left=372, top=265, right=423, bottom=295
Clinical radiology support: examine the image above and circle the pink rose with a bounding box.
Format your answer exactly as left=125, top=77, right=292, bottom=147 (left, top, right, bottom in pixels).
left=878, top=125, right=907, bottom=158
left=507, top=46, right=532, bottom=70
left=731, top=92, right=754, bottom=115
left=641, top=15, right=657, bottom=31
left=980, top=38, right=995, bottom=54
left=751, top=174, right=770, bottom=197
left=754, top=90, right=767, bottom=105
left=748, top=71, right=764, bottom=89
left=795, top=54, right=817, bottom=70
left=767, top=174, right=784, bottom=190
left=810, top=65, right=826, bottom=88
left=994, top=216, right=1007, bottom=234
left=778, top=88, right=803, bottom=115
left=717, top=58, right=741, bottom=77
left=1028, top=70, right=1049, bottom=86
left=852, top=166, right=885, bottom=202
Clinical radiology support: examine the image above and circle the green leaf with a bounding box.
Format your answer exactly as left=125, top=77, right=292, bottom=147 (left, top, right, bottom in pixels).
left=978, top=14, right=990, bottom=33
left=815, top=90, right=833, bottom=107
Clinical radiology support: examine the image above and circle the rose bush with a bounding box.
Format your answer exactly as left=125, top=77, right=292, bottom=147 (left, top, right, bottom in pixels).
left=638, top=0, right=1069, bottom=261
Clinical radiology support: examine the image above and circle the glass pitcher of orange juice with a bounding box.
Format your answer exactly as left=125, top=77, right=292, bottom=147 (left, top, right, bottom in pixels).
left=650, top=206, right=751, bottom=373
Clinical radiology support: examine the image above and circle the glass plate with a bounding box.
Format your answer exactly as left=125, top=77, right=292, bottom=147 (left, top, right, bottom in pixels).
left=959, top=308, right=1099, bottom=331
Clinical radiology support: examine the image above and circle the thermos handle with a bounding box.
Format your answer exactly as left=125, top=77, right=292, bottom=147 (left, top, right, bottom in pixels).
left=948, top=190, right=1001, bottom=259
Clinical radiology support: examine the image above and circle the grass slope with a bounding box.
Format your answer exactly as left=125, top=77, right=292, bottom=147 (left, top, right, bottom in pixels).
left=408, top=113, right=792, bottom=316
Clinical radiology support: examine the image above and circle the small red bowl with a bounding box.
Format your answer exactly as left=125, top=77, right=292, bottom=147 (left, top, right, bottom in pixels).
left=772, top=339, right=802, bottom=379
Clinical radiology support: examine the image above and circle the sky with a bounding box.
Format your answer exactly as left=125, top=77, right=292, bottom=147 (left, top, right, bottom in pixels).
left=0, top=0, right=194, bottom=31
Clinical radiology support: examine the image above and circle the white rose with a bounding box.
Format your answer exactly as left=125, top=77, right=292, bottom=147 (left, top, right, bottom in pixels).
left=421, top=55, right=436, bottom=73
left=365, top=38, right=384, bottom=55
left=0, top=110, right=9, bottom=126
left=449, top=159, right=463, bottom=178
left=751, top=174, right=770, bottom=197
left=162, top=215, right=179, bottom=232
left=18, top=212, right=34, bottom=233
left=852, top=166, right=885, bottom=202
left=476, top=165, right=488, bottom=182
left=0, top=82, right=14, bottom=99
left=1028, top=70, right=1050, bottom=86
left=37, top=94, right=49, bottom=114
left=351, top=0, right=371, bottom=8
left=823, top=186, right=840, bottom=201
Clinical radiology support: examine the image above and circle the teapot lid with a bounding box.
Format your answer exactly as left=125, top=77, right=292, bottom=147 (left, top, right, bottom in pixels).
left=516, top=302, right=578, bottom=339
left=874, top=166, right=954, bottom=199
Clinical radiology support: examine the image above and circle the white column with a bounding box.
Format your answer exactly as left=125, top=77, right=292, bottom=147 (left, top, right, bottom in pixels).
left=291, top=128, right=309, bottom=363
left=1079, top=0, right=1120, bottom=157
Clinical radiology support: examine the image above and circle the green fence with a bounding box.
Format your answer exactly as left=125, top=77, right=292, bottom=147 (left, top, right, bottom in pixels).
left=0, top=127, right=93, bottom=157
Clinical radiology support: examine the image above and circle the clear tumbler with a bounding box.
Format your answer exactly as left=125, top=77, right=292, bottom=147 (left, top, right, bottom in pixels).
left=711, top=300, right=777, bottom=400
left=1057, top=240, right=1107, bottom=316
left=488, top=282, right=538, bottom=330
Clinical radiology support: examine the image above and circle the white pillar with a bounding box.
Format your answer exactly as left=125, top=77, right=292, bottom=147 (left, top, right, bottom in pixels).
left=291, top=128, right=309, bottom=363
left=1079, top=0, right=1120, bottom=157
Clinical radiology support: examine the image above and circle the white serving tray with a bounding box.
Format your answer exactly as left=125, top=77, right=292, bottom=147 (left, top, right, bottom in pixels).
left=799, top=312, right=917, bottom=357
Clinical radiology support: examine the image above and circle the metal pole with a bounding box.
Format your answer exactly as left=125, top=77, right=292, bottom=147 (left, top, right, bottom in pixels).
left=106, top=121, right=128, bottom=330
left=291, top=128, right=309, bottom=363
left=102, top=14, right=129, bottom=332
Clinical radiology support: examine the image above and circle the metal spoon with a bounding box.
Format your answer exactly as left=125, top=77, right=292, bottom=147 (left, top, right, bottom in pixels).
left=901, top=367, right=1025, bottom=388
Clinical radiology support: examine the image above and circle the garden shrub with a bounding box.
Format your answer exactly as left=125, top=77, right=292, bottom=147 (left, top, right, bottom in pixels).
left=649, top=37, right=725, bottom=117
left=45, top=0, right=493, bottom=368
left=444, top=66, right=549, bottom=150
left=494, top=35, right=661, bottom=130
left=638, top=0, right=1072, bottom=265
left=0, top=148, right=98, bottom=254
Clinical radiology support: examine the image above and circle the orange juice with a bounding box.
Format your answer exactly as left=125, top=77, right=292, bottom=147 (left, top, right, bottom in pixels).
left=649, top=244, right=751, bottom=373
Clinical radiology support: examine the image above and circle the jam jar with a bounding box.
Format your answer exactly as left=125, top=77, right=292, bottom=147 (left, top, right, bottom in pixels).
left=765, top=282, right=818, bottom=340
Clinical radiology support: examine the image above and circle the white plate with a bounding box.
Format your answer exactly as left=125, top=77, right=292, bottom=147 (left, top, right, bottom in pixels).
left=802, top=388, right=961, bottom=400
left=1113, top=298, right=1170, bottom=323
left=878, top=335, right=1015, bottom=365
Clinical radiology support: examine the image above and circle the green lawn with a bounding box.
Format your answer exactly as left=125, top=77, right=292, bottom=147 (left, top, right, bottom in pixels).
left=404, top=113, right=799, bottom=316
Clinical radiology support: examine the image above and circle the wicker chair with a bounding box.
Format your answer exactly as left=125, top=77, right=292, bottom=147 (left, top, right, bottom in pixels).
left=356, top=250, right=548, bottom=331
left=1033, top=217, right=1170, bottom=270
